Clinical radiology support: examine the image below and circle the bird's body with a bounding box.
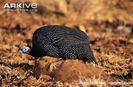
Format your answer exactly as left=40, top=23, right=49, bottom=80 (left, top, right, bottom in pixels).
left=20, top=25, right=97, bottom=64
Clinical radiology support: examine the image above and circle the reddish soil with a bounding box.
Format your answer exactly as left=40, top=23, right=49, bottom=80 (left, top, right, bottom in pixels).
left=0, top=0, right=133, bottom=87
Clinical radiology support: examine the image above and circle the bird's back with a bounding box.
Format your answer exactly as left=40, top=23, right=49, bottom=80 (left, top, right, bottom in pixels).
left=31, top=25, right=97, bottom=64
left=32, top=25, right=89, bottom=47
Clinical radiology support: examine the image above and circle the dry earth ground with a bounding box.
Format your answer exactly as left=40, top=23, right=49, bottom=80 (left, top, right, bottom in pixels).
left=0, top=0, right=133, bottom=87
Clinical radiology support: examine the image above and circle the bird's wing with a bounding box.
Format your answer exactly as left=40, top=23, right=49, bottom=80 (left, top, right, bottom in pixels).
left=68, top=29, right=89, bottom=41
left=53, top=35, right=89, bottom=46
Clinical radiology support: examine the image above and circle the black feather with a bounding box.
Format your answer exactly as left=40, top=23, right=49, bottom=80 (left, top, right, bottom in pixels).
left=30, top=25, right=98, bottom=64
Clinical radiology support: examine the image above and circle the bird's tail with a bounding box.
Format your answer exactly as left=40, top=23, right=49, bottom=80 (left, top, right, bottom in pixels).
left=86, top=54, right=98, bottom=64
left=86, top=47, right=98, bottom=64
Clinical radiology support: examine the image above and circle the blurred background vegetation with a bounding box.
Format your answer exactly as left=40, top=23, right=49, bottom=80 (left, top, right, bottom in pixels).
left=0, top=0, right=133, bottom=27
left=0, top=0, right=133, bottom=40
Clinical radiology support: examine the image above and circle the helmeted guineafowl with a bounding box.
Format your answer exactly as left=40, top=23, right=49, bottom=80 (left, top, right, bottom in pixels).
left=19, top=25, right=98, bottom=64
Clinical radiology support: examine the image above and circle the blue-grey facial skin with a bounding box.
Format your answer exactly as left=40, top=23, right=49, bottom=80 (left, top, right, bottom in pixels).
left=19, top=47, right=31, bottom=54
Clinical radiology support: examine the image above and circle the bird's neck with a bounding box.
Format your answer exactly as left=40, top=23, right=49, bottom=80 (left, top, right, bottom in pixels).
left=30, top=47, right=44, bottom=57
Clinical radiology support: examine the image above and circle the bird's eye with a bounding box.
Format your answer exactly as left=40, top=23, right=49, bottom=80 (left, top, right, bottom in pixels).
left=20, top=48, right=23, bottom=51
left=19, top=47, right=31, bottom=53
left=19, top=48, right=26, bottom=53
left=19, top=48, right=24, bottom=53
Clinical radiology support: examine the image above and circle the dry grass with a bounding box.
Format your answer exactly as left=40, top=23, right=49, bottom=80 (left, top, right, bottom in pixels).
left=0, top=0, right=133, bottom=87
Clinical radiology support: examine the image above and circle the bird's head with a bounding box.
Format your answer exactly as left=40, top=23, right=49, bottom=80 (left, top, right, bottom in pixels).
left=19, top=46, right=31, bottom=54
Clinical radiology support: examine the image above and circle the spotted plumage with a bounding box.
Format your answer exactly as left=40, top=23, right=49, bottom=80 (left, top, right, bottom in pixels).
left=20, top=25, right=98, bottom=64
